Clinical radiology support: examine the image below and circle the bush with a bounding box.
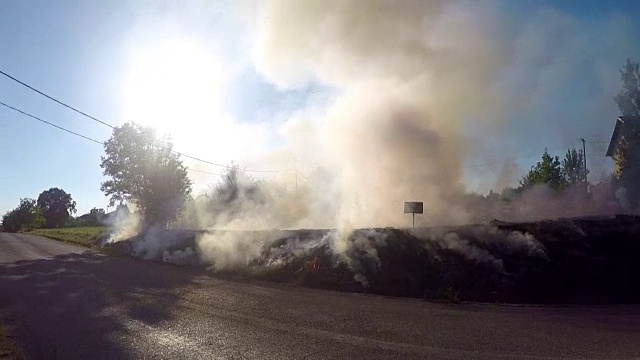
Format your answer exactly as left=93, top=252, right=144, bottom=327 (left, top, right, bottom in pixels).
left=2, top=199, right=45, bottom=232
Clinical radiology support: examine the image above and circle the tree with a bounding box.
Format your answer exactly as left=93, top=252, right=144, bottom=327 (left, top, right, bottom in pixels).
left=2, top=198, right=45, bottom=232
left=90, top=207, right=106, bottom=217
left=614, top=59, right=640, bottom=117
left=2, top=210, right=19, bottom=232
left=519, top=148, right=566, bottom=191
left=208, top=164, right=264, bottom=214
left=100, top=123, right=192, bottom=230
left=561, top=148, right=589, bottom=188
left=613, top=59, right=640, bottom=204
left=37, top=187, right=77, bottom=228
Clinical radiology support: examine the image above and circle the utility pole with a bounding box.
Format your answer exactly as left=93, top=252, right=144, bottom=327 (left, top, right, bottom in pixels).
left=580, top=138, right=588, bottom=194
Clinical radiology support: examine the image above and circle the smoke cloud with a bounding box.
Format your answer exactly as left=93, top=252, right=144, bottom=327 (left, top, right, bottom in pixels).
left=248, top=1, right=499, bottom=227
left=244, top=0, right=634, bottom=228
left=107, top=1, right=638, bottom=280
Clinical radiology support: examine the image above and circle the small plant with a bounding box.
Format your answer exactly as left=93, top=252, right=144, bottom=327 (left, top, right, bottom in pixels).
left=442, top=286, right=460, bottom=303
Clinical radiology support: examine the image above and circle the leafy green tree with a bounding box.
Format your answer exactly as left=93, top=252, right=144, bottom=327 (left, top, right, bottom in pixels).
left=1, top=210, right=19, bottom=232
left=613, top=59, right=640, bottom=204
left=519, top=148, right=566, bottom=191
left=562, top=148, right=589, bottom=188
left=100, top=123, right=192, bottom=230
left=37, top=187, right=77, bottom=228
left=614, top=59, right=640, bottom=117
left=2, top=198, right=45, bottom=232
left=21, top=198, right=46, bottom=230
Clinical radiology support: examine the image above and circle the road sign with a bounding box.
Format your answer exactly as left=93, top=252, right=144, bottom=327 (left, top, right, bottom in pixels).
left=404, top=202, right=423, bottom=227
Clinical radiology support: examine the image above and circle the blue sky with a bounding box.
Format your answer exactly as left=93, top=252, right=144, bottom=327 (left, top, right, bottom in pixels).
left=0, top=0, right=301, bottom=214
left=1, top=0, right=639, bottom=216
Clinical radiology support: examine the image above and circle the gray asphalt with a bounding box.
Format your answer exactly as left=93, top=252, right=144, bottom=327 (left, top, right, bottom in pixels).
left=0, top=232, right=639, bottom=359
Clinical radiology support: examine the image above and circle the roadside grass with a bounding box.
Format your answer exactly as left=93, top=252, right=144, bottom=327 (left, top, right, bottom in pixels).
left=27, top=227, right=109, bottom=249
left=0, top=324, right=24, bottom=360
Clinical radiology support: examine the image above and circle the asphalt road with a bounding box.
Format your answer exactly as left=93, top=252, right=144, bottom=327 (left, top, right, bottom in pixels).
left=0, top=233, right=639, bottom=359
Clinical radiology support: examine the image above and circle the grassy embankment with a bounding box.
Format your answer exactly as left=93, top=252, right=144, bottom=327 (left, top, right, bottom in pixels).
left=27, top=227, right=109, bottom=248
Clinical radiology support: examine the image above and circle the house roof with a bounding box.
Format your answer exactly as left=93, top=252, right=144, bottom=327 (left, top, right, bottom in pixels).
left=606, top=116, right=640, bottom=157
left=606, top=116, right=624, bottom=158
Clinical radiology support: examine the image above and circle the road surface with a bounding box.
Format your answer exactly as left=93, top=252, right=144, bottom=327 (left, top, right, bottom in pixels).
left=0, top=232, right=639, bottom=359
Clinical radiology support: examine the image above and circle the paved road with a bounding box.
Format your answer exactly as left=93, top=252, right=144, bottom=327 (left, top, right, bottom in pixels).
left=0, top=232, right=639, bottom=359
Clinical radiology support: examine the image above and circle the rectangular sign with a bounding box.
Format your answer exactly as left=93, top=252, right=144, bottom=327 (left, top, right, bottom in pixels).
left=404, top=201, right=423, bottom=214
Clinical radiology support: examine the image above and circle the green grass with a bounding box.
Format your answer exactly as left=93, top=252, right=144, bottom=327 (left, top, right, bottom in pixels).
left=27, top=226, right=109, bottom=248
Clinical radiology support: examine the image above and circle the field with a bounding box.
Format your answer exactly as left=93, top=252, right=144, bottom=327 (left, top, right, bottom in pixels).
left=27, top=227, right=109, bottom=248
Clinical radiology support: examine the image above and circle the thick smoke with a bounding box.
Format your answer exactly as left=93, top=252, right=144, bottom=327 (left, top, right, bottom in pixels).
left=251, top=0, right=505, bottom=228
left=247, top=0, right=635, bottom=228
left=109, top=1, right=636, bottom=277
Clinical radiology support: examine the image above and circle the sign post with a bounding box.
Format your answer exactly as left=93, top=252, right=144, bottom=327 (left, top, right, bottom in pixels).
left=403, top=201, right=423, bottom=228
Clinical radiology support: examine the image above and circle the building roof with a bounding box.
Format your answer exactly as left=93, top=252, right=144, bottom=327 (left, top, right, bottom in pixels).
left=606, top=117, right=624, bottom=158
left=606, top=116, right=640, bottom=158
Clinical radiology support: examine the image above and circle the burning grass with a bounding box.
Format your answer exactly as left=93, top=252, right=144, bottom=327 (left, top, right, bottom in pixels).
left=104, top=215, right=640, bottom=304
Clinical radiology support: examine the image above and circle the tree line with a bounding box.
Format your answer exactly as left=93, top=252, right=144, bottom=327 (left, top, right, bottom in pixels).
left=1, top=188, right=108, bottom=232
left=518, top=147, right=588, bottom=192
left=3, top=188, right=76, bottom=232
left=484, top=58, right=640, bottom=205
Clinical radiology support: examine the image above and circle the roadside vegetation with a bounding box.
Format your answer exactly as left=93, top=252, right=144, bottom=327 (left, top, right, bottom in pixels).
left=100, top=122, right=192, bottom=231
left=27, top=227, right=108, bottom=248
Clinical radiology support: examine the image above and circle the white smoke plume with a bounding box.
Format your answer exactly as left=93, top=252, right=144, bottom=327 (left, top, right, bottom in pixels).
left=105, top=204, right=140, bottom=244
left=245, top=0, right=634, bottom=229
left=250, top=0, right=505, bottom=228
left=197, top=230, right=280, bottom=270
left=107, top=1, right=636, bottom=276
left=112, top=1, right=634, bottom=237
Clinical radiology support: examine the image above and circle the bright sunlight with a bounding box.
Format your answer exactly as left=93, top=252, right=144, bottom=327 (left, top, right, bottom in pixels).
left=122, top=37, right=267, bottom=167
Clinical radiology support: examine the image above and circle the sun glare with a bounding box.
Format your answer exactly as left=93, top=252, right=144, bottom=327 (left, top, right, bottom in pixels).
left=121, top=36, right=273, bottom=188
left=124, top=38, right=224, bottom=129
left=123, top=37, right=247, bottom=163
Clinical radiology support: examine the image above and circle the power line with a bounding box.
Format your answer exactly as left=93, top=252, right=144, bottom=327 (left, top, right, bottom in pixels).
left=186, top=168, right=223, bottom=176
left=0, top=68, right=617, bottom=174
left=0, top=65, right=615, bottom=174
left=0, top=70, right=115, bottom=129
left=0, top=100, right=104, bottom=145
left=173, top=152, right=280, bottom=173
left=0, top=68, right=281, bottom=173
left=0, top=100, right=228, bottom=178
left=1, top=98, right=613, bottom=184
